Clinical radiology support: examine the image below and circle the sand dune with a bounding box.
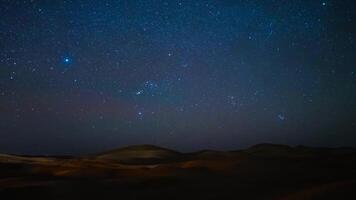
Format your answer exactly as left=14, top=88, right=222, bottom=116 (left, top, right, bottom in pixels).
left=0, top=144, right=355, bottom=199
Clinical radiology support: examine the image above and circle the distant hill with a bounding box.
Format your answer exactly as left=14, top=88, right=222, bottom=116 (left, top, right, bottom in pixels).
left=244, top=143, right=356, bottom=157
left=94, top=144, right=182, bottom=164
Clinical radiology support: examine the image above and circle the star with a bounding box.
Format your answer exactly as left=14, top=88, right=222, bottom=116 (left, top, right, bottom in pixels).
left=63, top=57, right=71, bottom=64
left=278, top=114, right=286, bottom=121
left=136, top=90, right=144, bottom=95
left=144, top=80, right=158, bottom=90
left=181, top=63, right=189, bottom=68
left=137, top=111, right=144, bottom=119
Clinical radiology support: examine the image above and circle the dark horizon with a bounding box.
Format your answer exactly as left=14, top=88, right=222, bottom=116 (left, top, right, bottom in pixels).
left=1, top=139, right=356, bottom=156
left=2, top=142, right=356, bottom=157
left=1, top=0, right=355, bottom=155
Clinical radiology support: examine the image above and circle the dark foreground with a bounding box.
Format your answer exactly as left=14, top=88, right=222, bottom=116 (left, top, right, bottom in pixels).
left=1, top=144, right=356, bottom=200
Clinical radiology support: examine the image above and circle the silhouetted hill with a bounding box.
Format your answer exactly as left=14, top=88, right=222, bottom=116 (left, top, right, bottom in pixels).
left=94, top=144, right=182, bottom=164
left=245, top=143, right=293, bottom=155
left=244, top=143, right=356, bottom=157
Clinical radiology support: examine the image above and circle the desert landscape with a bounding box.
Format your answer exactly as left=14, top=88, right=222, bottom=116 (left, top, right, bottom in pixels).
left=1, top=144, right=355, bottom=200
left=2, top=1, right=355, bottom=199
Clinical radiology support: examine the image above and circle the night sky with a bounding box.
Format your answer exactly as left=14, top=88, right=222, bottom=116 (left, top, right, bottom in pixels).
left=1, top=0, right=355, bottom=155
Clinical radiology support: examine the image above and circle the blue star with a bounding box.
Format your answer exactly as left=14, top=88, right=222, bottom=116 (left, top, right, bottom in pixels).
left=62, top=57, right=72, bottom=65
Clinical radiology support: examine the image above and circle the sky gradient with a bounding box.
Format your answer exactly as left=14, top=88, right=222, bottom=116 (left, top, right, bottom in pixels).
left=0, top=0, right=355, bottom=155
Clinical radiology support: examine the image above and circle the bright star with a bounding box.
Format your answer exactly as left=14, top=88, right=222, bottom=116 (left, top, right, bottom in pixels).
left=136, top=90, right=143, bottom=95
left=63, top=57, right=71, bottom=64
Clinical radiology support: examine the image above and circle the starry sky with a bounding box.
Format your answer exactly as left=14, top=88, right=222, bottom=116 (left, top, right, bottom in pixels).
left=1, top=0, right=355, bottom=155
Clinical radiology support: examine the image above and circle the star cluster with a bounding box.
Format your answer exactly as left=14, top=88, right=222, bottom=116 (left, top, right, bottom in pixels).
left=0, top=0, right=355, bottom=154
